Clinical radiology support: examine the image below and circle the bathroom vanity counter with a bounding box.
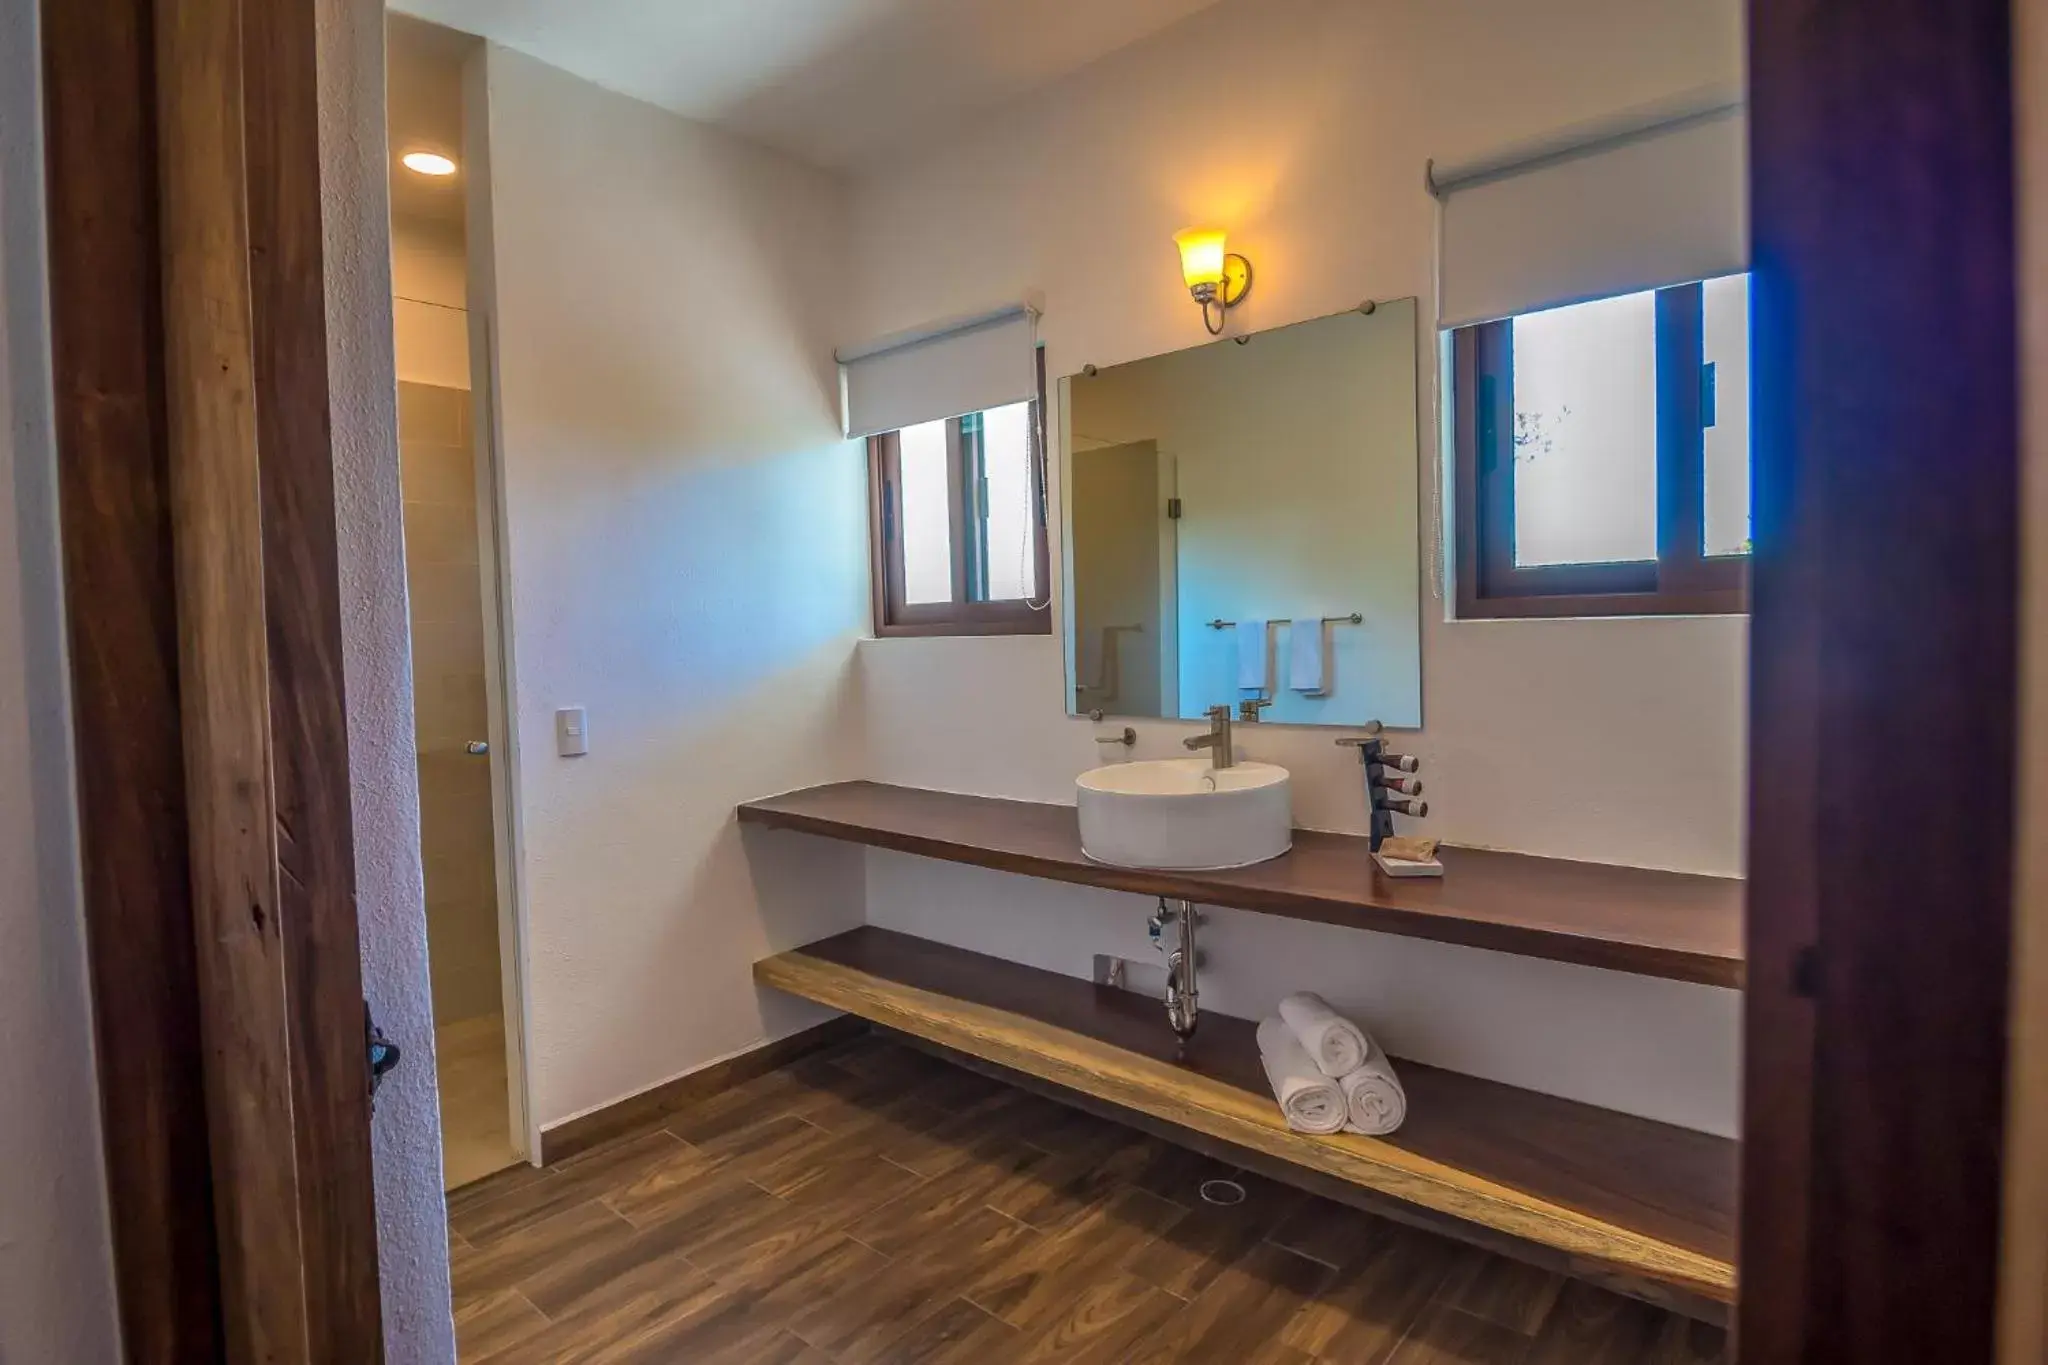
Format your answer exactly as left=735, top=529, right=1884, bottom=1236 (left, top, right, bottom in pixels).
left=755, top=926, right=1738, bottom=1311
left=739, top=780, right=1744, bottom=987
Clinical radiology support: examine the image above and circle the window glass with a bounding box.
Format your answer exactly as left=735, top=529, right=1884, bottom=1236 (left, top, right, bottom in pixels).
left=1701, top=274, right=1752, bottom=557
left=1510, top=290, right=1659, bottom=567
left=898, top=418, right=952, bottom=604
left=977, top=402, right=1037, bottom=602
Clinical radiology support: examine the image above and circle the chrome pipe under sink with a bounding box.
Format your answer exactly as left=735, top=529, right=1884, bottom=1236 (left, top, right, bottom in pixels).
left=1151, top=897, right=1200, bottom=1040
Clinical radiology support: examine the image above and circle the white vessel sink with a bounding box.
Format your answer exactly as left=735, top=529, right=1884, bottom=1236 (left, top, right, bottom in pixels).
left=1076, top=758, right=1293, bottom=871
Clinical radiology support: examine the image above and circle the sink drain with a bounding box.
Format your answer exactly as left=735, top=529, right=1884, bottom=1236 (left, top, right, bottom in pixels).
left=1199, top=1178, right=1247, bottom=1207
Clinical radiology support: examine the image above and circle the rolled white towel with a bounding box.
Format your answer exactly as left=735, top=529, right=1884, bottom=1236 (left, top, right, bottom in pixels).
left=1278, top=991, right=1368, bottom=1078
left=1256, top=1016, right=1348, bottom=1135
left=1339, top=1037, right=1408, bottom=1136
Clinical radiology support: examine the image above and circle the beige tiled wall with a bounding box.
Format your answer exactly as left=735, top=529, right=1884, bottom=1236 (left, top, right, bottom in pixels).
left=398, top=381, right=503, bottom=1025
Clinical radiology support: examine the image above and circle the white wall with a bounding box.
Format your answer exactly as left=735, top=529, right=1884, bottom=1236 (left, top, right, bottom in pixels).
left=320, top=0, right=458, bottom=1358
left=848, top=0, right=1745, bottom=1133
left=477, top=48, right=871, bottom=1130
left=0, top=1, right=122, bottom=1357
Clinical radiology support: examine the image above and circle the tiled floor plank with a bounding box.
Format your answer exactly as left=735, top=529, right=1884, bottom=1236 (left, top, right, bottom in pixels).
left=1525, top=1280, right=1671, bottom=1365
left=514, top=1206, right=728, bottom=1320
left=861, top=1294, right=1023, bottom=1365
left=452, top=1129, right=685, bottom=1245
left=451, top=1289, right=548, bottom=1362
left=1384, top=1301, right=1537, bottom=1365
left=1127, top=1169, right=1305, bottom=1300
left=985, top=1128, right=1174, bottom=1233
left=1281, top=1225, right=1466, bottom=1364
left=790, top=1205, right=1036, bottom=1365
left=452, top=1197, right=639, bottom=1304
left=1649, top=1311, right=1731, bottom=1363
left=444, top=1032, right=1722, bottom=1365
left=1005, top=1271, right=1186, bottom=1365
left=964, top=1185, right=1186, bottom=1330
left=1438, top=1249, right=1567, bottom=1334
left=1124, top=1239, right=1336, bottom=1364
left=1268, top=1194, right=1402, bottom=1271
left=843, top=1133, right=1054, bottom=1259
left=473, top=1279, right=730, bottom=1365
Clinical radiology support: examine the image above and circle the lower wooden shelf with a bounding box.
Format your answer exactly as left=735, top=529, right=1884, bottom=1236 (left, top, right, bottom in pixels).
left=755, top=927, right=1738, bottom=1307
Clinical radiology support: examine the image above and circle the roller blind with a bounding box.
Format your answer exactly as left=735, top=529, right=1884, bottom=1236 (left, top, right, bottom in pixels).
left=1435, top=102, right=1747, bottom=329
left=839, top=305, right=1038, bottom=439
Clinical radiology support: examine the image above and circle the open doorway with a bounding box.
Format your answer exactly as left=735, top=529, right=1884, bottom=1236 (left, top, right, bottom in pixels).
left=387, top=13, right=528, bottom=1190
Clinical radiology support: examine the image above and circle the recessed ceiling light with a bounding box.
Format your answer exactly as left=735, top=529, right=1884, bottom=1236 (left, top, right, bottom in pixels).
left=402, top=151, right=457, bottom=177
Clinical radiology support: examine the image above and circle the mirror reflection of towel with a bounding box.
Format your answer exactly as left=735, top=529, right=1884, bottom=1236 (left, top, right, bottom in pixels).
left=1290, top=619, right=1330, bottom=695
left=1236, top=619, right=1269, bottom=694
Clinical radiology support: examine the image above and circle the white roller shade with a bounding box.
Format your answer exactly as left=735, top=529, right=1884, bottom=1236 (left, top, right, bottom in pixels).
left=1434, top=101, right=1747, bottom=329
left=839, top=305, right=1038, bottom=439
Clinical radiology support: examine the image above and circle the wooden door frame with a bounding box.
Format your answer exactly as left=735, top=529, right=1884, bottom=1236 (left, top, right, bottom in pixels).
left=42, top=0, right=384, bottom=1360
left=2005, top=10, right=2048, bottom=1361
left=40, top=0, right=220, bottom=1355
left=1742, top=0, right=2021, bottom=1361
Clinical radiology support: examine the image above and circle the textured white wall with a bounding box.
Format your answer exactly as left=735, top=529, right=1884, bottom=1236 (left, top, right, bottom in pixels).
left=849, top=0, right=1746, bottom=1134
left=0, top=0, right=123, bottom=1356
left=477, top=48, right=871, bottom=1130
left=319, top=0, right=458, bottom=1359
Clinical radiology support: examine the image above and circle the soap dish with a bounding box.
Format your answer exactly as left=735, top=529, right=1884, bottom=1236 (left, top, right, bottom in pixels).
left=1373, top=851, right=1443, bottom=878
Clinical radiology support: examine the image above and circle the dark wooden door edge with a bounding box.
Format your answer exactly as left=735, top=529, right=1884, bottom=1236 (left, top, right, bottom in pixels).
left=537, top=1016, right=868, bottom=1165
left=157, top=4, right=318, bottom=1353
left=240, top=0, right=383, bottom=1350
left=45, top=0, right=385, bottom=1358
left=40, top=0, right=223, bottom=1358
left=1742, top=0, right=2021, bottom=1360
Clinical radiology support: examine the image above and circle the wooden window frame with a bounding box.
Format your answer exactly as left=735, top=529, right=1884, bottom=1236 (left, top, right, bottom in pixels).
left=866, top=359, right=1052, bottom=639
left=1452, top=280, right=1751, bottom=619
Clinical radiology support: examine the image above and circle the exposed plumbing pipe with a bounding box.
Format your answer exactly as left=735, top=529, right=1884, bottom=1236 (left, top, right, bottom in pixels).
left=1151, top=897, right=1200, bottom=1040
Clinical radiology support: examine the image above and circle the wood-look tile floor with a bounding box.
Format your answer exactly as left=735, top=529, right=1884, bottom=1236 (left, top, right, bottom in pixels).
left=447, top=1032, right=1728, bottom=1365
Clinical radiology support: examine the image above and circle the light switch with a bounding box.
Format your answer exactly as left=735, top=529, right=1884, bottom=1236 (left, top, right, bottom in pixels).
left=555, top=706, right=589, bottom=757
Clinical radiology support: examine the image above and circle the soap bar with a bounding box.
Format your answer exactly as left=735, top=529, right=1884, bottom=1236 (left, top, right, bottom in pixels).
left=1379, top=835, right=1438, bottom=862
left=1374, top=851, right=1444, bottom=879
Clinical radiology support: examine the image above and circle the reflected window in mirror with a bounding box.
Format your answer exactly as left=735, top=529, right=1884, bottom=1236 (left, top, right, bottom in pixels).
left=867, top=364, right=1051, bottom=637
left=1451, top=275, right=1752, bottom=619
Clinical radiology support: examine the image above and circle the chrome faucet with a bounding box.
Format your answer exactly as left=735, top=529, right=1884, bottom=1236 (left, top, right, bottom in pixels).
left=1183, top=704, right=1235, bottom=769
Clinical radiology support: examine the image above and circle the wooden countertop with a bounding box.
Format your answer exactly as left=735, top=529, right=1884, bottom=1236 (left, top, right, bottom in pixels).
left=756, top=927, right=1738, bottom=1302
left=738, top=781, right=1744, bottom=987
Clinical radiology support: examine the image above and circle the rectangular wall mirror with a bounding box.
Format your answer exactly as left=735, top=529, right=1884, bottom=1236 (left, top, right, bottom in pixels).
left=1060, top=299, right=1423, bottom=728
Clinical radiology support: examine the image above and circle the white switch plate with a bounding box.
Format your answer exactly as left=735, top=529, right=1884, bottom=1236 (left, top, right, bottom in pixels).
left=555, top=706, right=589, bottom=757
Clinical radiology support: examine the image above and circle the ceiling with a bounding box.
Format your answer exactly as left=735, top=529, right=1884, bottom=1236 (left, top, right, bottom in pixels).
left=388, top=0, right=1228, bottom=171
left=387, top=12, right=476, bottom=227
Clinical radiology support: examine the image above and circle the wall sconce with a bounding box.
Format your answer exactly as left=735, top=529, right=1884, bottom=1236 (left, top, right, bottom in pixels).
left=1174, top=227, right=1253, bottom=335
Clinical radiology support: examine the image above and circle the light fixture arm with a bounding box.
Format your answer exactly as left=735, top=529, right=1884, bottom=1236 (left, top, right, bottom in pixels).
left=1190, top=252, right=1254, bottom=335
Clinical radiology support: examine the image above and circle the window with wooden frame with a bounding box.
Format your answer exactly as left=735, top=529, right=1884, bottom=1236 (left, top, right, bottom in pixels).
left=1451, top=275, right=1752, bottom=619
left=866, top=368, right=1051, bottom=637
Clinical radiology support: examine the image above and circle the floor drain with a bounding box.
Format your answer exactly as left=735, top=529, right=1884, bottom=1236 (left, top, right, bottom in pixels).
left=1199, top=1178, right=1247, bottom=1207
